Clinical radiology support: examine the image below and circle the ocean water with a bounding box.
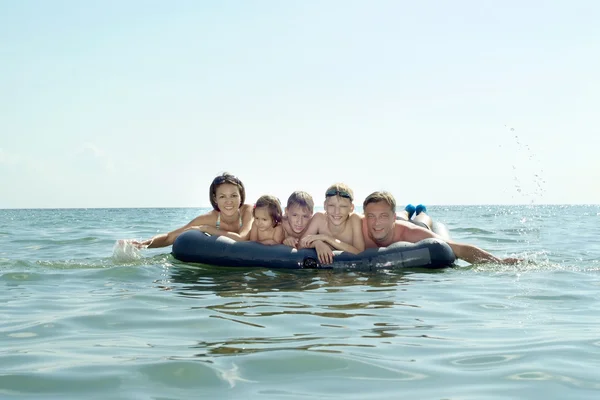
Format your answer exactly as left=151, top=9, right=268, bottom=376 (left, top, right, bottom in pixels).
left=1, top=205, right=600, bottom=399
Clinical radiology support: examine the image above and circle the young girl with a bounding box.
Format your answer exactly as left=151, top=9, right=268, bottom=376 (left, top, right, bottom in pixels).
left=250, top=195, right=284, bottom=245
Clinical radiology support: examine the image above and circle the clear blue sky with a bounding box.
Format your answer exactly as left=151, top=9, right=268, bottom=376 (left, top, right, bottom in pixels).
left=1, top=0, right=598, bottom=208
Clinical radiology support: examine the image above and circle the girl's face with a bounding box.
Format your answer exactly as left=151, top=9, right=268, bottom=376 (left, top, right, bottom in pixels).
left=214, top=183, right=241, bottom=216
left=253, top=207, right=273, bottom=231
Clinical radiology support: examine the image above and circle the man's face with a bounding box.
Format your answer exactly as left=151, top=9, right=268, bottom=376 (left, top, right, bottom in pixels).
left=364, top=201, right=396, bottom=243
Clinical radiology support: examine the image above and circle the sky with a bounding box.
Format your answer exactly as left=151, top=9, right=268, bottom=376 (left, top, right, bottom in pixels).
left=1, top=0, right=599, bottom=208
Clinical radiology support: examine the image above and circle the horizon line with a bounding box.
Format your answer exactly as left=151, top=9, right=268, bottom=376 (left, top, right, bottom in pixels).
left=1, top=203, right=599, bottom=211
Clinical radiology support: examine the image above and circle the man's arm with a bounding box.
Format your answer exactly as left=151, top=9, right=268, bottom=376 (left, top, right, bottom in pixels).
left=446, top=241, right=520, bottom=265
left=398, top=222, right=519, bottom=265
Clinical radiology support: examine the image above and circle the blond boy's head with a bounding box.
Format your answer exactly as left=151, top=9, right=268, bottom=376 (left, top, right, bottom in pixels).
left=323, top=183, right=354, bottom=227
left=324, top=183, right=354, bottom=202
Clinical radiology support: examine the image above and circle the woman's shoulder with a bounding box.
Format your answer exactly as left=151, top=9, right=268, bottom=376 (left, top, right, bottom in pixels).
left=184, top=210, right=217, bottom=227
left=192, top=209, right=218, bottom=221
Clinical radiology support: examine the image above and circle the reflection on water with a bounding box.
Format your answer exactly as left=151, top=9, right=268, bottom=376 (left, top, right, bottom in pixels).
left=166, top=262, right=424, bottom=297
left=158, top=264, right=453, bottom=360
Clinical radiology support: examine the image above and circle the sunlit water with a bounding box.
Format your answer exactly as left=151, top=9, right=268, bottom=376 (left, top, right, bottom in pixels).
left=1, top=205, right=600, bottom=399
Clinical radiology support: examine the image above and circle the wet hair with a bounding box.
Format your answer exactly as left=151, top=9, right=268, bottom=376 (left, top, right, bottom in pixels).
left=286, top=191, right=314, bottom=214
left=209, top=172, right=246, bottom=211
left=253, top=195, right=283, bottom=227
left=362, top=191, right=396, bottom=213
left=325, top=183, right=354, bottom=202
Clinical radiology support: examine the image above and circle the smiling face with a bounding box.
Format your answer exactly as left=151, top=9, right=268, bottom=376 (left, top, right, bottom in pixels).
left=253, top=206, right=273, bottom=231
left=213, top=183, right=242, bottom=217
left=364, top=201, right=396, bottom=243
left=324, top=195, right=354, bottom=226
left=285, top=204, right=312, bottom=234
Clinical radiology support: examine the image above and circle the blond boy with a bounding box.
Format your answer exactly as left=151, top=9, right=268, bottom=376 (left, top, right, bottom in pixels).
left=299, top=183, right=365, bottom=264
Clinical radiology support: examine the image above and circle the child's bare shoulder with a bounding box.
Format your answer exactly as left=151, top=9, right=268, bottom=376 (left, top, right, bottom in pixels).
left=349, top=213, right=362, bottom=222
left=313, top=212, right=328, bottom=224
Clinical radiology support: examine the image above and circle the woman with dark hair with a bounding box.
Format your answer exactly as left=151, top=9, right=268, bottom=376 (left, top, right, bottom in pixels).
left=130, top=172, right=253, bottom=248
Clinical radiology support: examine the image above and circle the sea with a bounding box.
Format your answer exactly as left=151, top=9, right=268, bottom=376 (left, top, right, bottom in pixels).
left=1, top=205, right=599, bottom=399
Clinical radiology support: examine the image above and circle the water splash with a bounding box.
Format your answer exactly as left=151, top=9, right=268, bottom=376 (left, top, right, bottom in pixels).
left=504, top=125, right=546, bottom=205
left=112, top=240, right=145, bottom=263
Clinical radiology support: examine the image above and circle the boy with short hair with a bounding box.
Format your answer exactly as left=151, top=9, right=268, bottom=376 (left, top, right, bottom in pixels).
left=299, top=183, right=365, bottom=264
left=282, top=191, right=315, bottom=248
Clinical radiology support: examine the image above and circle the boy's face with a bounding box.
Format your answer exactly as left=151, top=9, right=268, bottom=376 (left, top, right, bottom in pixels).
left=324, top=196, right=354, bottom=226
left=285, top=204, right=312, bottom=234
left=364, top=201, right=396, bottom=243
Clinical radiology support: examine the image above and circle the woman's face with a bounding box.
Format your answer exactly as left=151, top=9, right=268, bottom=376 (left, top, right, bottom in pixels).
left=214, top=183, right=241, bottom=215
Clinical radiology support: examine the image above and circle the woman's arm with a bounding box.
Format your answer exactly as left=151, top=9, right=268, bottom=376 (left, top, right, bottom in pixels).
left=134, top=212, right=216, bottom=248
left=206, top=204, right=254, bottom=241
left=223, top=204, right=253, bottom=241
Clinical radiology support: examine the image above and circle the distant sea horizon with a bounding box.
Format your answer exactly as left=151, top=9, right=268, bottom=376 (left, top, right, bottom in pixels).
left=2, top=203, right=599, bottom=210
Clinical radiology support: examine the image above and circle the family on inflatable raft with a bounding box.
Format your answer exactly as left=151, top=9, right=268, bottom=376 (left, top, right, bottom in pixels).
left=125, top=172, right=520, bottom=269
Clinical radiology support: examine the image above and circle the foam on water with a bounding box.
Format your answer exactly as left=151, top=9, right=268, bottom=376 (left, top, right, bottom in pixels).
left=112, top=239, right=146, bottom=263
